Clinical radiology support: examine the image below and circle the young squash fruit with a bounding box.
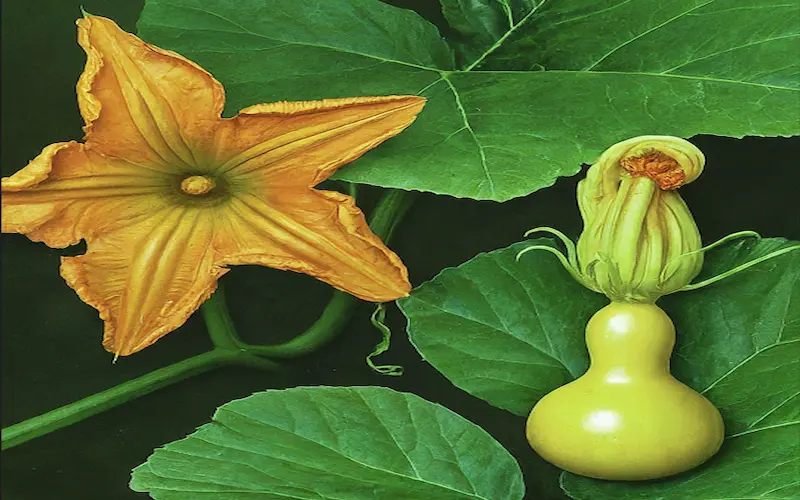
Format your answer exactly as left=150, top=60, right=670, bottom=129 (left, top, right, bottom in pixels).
left=526, top=302, right=723, bottom=480
left=520, top=136, right=725, bottom=480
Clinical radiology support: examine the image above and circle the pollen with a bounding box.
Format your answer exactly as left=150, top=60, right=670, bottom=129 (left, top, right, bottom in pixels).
left=620, top=151, right=685, bottom=190
left=180, top=175, right=215, bottom=195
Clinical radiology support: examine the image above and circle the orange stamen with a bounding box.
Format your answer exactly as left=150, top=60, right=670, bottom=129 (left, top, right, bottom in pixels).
left=620, top=151, right=685, bottom=190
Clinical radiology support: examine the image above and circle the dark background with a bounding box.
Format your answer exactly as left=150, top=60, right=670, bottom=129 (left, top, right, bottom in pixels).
left=2, top=1, right=798, bottom=499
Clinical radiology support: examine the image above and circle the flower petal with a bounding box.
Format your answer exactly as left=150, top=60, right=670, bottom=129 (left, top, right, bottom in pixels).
left=2, top=142, right=168, bottom=248
left=61, top=207, right=225, bottom=356
left=214, top=191, right=410, bottom=302
left=212, top=96, right=425, bottom=186
left=76, top=15, right=225, bottom=170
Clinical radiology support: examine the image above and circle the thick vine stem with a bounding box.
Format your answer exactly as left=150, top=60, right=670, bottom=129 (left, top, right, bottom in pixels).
left=240, top=291, right=359, bottom=358
left=1, top=349, right=280, bottom=451
left=202, top=284, right=244, bottom=351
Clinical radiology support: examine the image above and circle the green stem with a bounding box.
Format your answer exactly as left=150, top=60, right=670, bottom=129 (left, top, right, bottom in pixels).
left=1, top=350, right=249, bottom=451
left=2, top=279, right=279, bottom=451
left=241, top=291, right=358, bottom=357
left=346, top=181, right=359, bottom=201
left=202, top=284, right=243, bottom=351
left=369, top=189, right=417, bottom=243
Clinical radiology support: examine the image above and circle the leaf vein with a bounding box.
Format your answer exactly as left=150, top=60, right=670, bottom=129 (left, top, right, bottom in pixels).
left=442, top=77, right=496, bottom=197
left=661, top=34, right=800, bottom=74
left=148, top=6, right=440, bottom=72
left=582, top=0, right=716, bottom=71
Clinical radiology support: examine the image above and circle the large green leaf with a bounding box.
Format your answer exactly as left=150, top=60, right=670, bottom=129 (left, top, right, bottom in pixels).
left=137, top=0, right=800, bottom=201
left=485, top=0, right=800, bottom=85
left=399, top=239, right=606, bottom=416
left=400, top=237, right=799, bottom=499
left=130, top=386, right=525, bottom=500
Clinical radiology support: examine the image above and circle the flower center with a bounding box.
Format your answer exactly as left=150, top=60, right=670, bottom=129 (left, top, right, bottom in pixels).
left=180, top=175, right=215, bottom=195
left=620, top=151, right=684, bottom=190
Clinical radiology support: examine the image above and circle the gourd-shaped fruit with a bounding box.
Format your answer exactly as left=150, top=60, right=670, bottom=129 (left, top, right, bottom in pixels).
left=526, top=302, right=724, bottom=480
left=521, top=137, right=794, bottom=479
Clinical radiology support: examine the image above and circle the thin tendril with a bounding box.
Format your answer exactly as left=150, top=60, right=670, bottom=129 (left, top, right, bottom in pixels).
left=523, top=227, right=579, bottom=268
left=692, top=230, right=761, bottom=255
left=679, top=245, right=800, bottom=292
left=659, top=230, right=762, bottom=283
left=516, top=245, right=589, bottom=288
left=366, top=304, right=404, bottom=377
left=596, top=252, right=625, bottom=299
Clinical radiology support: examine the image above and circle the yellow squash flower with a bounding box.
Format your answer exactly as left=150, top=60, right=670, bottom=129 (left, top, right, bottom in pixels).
left=576, top=136, right=705, bottom=302
left=1, top=15, right=425, bottom=357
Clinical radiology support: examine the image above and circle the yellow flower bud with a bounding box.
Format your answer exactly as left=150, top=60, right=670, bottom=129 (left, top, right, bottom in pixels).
left=576, top=136, right=705, bottom=302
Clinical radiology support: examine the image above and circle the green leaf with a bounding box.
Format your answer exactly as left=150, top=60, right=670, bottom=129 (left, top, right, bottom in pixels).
left=398, top=239, right=607, bottom=417
left=560, top=238, right=800, bottom=500
left=130, top=386, right=525, bottom=500
left=438, top=0, right=539, bottom=64
left=399, top=235, right=799, bottom=499
left=666, top=238, right=800, bottom=396
left=137, top=0, right=800, bottom=201
left=485, top=0, right=800, bottom=86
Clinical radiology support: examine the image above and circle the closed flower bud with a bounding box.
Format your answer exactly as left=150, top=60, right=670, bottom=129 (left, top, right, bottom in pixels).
left=576, top=136, right=705, bottom=302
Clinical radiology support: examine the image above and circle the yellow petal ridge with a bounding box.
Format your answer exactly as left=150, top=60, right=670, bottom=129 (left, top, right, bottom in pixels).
left=60, top=208, right=227, bottom=356
left=215, top=95, right=426, bottom=187
left=216, top=191, right=410, bottom=302
left=75, top=14, right=225, bottom=169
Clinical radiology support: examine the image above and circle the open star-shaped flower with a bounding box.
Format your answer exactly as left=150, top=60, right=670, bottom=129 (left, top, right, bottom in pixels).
left=1, top=15, right=425, bottom=356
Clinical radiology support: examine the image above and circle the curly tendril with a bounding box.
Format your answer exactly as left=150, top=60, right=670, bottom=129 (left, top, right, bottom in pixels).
left=366, top=304, right=404, bottom=377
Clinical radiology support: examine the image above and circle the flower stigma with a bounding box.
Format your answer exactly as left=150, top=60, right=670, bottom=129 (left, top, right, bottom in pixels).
left=180, top=175, right=216, bottom=195
left=620, top=150, right=684, bottom=190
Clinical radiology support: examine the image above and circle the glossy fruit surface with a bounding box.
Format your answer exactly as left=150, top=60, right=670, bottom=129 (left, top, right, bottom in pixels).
left=526, top=302, right=724, bottom=480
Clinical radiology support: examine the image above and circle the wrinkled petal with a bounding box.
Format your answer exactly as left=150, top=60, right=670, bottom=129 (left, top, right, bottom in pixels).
left=4, top=15, right=427, bottom=356
left=1, top=141, right=168, bottom=248
left=213, top=191, right=410, bottom=302
left=76, top=15, right=224, bottom=170
left=61, top=207, right=224, bottom=356
left=213, top=96, right=425, bottom=187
